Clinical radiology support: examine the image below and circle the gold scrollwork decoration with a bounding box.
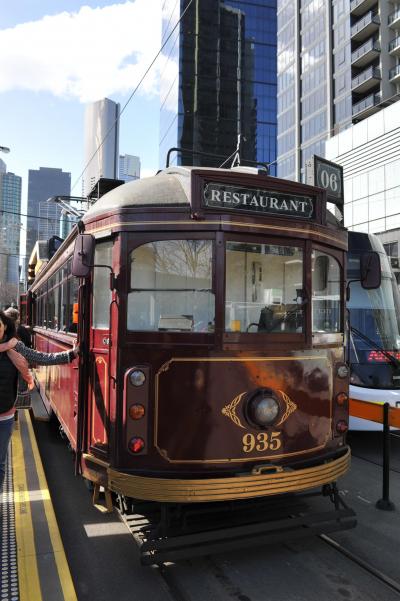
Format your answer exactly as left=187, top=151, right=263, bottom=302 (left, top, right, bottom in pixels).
left=276, top=390, right=297, bottom=426
left=221, top=392, right=246, bottom=429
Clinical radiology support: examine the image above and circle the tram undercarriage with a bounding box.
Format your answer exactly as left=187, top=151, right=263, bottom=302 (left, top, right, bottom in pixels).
left=115, top=483, right=356, bottom=566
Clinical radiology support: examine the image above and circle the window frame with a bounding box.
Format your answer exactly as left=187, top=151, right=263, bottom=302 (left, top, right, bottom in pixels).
left=222, top=233, right=307, bottom=346
left=311, top=243, right=345, bottom=344
left=123, top=232, right=216, bottom=344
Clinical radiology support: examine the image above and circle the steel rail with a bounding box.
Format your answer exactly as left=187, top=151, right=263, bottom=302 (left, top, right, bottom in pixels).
left=320, top=534, right=400, bottom=595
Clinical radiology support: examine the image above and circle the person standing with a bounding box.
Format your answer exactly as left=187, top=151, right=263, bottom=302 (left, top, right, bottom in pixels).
left=4, top=306, right=32, bottom=347
left=0, top=310, right=78, bottom=490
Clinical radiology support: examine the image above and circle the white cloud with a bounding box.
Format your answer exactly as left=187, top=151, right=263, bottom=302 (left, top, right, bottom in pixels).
left=0, top=1, right=162, bottom=102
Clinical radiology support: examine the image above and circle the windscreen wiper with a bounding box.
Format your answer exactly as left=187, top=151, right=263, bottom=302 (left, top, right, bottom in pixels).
left=350, top=325, right=400, bottom=369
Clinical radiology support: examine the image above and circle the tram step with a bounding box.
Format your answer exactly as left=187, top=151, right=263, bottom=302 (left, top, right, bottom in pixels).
left=30, top=388, right=51, bottom=422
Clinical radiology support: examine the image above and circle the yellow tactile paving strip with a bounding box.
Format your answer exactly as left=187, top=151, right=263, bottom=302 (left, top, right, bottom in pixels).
left=11, top=411, right=77, bottom=601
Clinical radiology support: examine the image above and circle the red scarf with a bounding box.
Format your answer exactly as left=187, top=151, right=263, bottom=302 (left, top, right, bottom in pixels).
left=0, top=337, right=34, bottom=390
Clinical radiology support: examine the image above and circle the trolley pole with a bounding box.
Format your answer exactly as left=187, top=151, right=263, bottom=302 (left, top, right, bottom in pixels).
left=376, top=402, right=395, bottom=511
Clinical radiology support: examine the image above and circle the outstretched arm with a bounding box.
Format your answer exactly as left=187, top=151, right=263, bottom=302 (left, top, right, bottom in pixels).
left=14, top=341, right=78, bottom=365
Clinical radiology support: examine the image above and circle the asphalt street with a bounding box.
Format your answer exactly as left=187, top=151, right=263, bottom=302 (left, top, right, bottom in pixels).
left=32, top=418, right=400, bottom=601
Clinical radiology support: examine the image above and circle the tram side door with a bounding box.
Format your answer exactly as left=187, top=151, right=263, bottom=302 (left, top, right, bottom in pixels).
left=88, top=240, right=114, bottom=459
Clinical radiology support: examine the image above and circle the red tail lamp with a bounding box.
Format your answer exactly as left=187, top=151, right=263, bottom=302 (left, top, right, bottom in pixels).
left=336, top=420, right=348, bottom=434
left=128, top=437, right=145, bottom=453
left=335, top=392, right=348, bottom=406
left=129, top=404, right=145, bottom=420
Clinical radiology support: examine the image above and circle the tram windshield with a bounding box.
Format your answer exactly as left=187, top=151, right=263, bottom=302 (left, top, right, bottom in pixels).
left=127, top=240, right=215, bottom=332
left=225, top=242, right=304, bottom=333
left=348, top=252, right=400, bottom=388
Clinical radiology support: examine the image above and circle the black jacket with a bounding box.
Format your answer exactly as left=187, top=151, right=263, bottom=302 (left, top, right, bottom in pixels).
left=0, top=353, right=18, bottom=413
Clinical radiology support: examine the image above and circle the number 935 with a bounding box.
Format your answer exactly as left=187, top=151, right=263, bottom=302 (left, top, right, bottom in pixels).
left=242, top=431, right=282, bottom=453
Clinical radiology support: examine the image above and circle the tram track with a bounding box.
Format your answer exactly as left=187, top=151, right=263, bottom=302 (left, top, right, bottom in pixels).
left=320, top=534, right=400, bottom=597
left=350, top=452, right=400, bottom=474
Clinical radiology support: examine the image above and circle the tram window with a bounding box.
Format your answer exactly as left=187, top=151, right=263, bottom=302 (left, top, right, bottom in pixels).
left=59, top=263, right=69, bottom=331
left=93, top=241, right=113, bottom=329
left=47, top=276, right=56, bottom=329
left=312, top=251, right=341, bottom=332
left=66, top=276, right=79, bottom=333
left=225, top=242, right=304, bottom=333
left=37, top=288, right=45, bottom=327
left=127, top=240, right=214, bottom=332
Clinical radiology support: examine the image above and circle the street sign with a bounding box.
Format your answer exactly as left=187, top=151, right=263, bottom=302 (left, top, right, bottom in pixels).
left=305, top=155, right=344, bottom=207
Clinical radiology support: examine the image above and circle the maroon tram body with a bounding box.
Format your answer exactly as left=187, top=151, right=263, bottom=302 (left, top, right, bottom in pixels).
left=26, top=167, right=354, bottom=557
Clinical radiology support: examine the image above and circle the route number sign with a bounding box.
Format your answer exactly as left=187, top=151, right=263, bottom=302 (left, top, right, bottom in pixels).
left=305, top=155, right=344, bottom=208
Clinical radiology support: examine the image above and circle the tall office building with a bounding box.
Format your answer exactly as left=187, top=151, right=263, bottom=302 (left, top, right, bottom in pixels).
left=277, top=0, right=400, bottom=181
left=0, top=166, right=22, bottom=286
left=119, top=154, right=141, bottom=182
left=26, top=167, right=71, bottom=262
left=83, top=98, right=120, bottom=196
left=160, top=0, right=277, bottom=173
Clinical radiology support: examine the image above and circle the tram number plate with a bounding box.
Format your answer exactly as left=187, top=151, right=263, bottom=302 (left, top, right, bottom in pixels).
left=242, top=432, right=282, bottom=453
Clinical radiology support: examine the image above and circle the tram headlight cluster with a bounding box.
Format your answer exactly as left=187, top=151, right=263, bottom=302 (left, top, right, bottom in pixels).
left=246, top=390, right=280, bottom=427
left=125, top=366, right=149, bottom=455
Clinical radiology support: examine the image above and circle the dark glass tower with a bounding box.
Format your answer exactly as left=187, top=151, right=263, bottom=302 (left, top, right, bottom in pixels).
left=26, top=167, right=71, bottom=262
left=160, top=0, right=277, bottom=173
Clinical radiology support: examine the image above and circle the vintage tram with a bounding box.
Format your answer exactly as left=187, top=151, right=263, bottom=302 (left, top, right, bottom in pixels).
left=25, top=166, right=369, bottom=562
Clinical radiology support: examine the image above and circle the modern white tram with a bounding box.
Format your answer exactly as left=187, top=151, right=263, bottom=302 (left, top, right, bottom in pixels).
left=347, top=231, right=400, bottom=430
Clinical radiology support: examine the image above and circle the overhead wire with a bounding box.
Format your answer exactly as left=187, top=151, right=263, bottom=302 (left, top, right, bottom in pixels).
left=0, top=208, right=77, bottom=225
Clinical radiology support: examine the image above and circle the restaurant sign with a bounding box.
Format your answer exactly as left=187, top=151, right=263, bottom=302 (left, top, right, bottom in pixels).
left=203, top=183, right=315, bottom=219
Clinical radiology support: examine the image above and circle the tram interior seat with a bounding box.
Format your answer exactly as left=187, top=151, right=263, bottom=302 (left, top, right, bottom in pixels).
left=258, top=303, right=299, bottom=332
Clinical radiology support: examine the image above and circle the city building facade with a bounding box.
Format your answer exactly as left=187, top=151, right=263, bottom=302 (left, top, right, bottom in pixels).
left=83, top=98, right=120, bottom=196
left=26, top=167, right=71, bottom=262
left=160, top=0, right=277, bottom=173
left=277, top=0, right=400, bottom=181
left=0, top=166, right=22, bottom=290
left=119, top=154, right=141, bottom=182
left=325, top=102, right=400, bottom=277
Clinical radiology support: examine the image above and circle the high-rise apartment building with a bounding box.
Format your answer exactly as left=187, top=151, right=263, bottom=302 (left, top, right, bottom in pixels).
left=277, top=0, right=400, bottom=181
left=83, top=98, right=120, bottom=196
left=26, top=167, right=71, bottom=262
left=160, top=0, right=277, bottom=173
left=119, top=154, right=141, bottom=182
left=0, top=167, right=22, bottom=286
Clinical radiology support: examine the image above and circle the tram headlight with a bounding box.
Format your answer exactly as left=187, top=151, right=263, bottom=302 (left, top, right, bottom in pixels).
left=247, top=392, right=280, bottom=427
left=128, top=436, right=145, bottom=453
left=335, top=392, right=348, bottom=406
left=129, top=404, right=145, bottom=420
left=337, top=364, right=349, bottom=379
left=130, top=369, right=146, bottom=387
left=336, top=420, right=348, bottom=434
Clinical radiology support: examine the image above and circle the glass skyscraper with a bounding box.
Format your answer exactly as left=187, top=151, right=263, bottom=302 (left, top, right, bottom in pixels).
left=26, top=167, right=71, bottom=262
left=277, top=0, right=400, bottom=182
left=160, top=0, right=277, bottom=173
left=0, top=168, right=22, bottom=286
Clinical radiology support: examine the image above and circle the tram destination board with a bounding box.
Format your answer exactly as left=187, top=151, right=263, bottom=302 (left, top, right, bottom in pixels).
left=305, top=155, right=344, bottom=208
left=203, top=182, right=316, bottom=219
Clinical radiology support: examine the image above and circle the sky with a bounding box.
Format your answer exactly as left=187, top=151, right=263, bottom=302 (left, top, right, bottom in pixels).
left=0, top=0, right=167, bottom=232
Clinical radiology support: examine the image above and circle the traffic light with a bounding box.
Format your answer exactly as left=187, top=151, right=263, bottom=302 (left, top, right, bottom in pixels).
left=27, top=264, right=36, bottom=286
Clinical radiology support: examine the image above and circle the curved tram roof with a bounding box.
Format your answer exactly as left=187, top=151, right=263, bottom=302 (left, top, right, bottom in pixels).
left=83, top=166, right=269, bottom=221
